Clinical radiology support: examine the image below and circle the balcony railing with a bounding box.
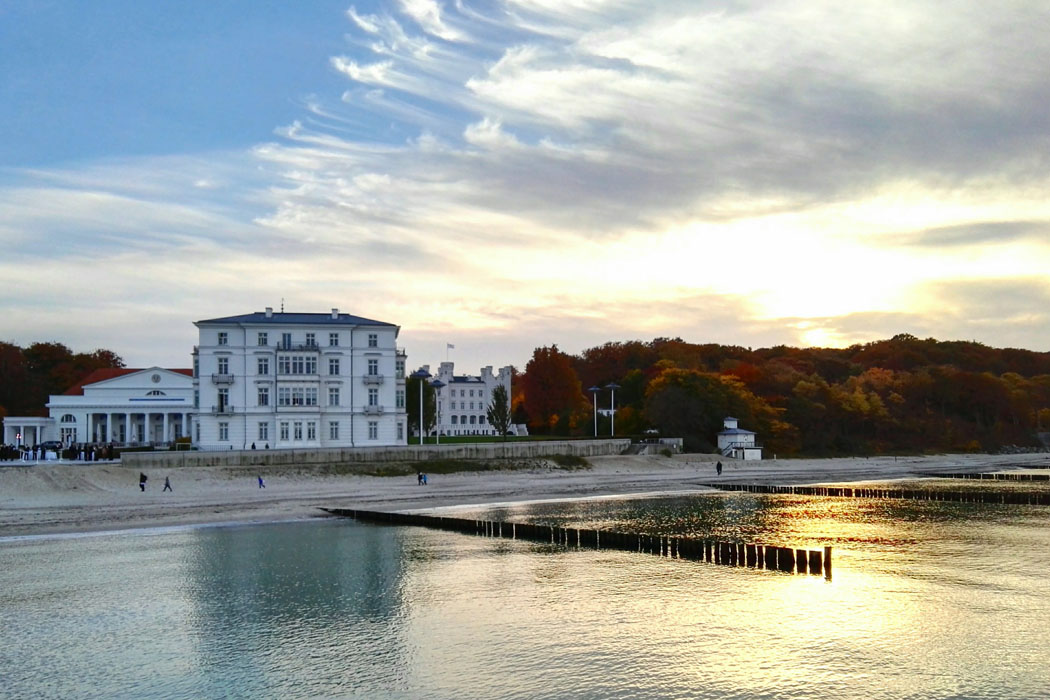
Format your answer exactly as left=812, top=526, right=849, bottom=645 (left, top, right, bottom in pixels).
left=363, top=374, right=384, bottom=385
left=364, top=404, right=384, bottom=415
left=211, top=373, right=235, bottom=385
left=276, top=342, right=321, bottom=352
left=211, top=405, right=236, bottom=414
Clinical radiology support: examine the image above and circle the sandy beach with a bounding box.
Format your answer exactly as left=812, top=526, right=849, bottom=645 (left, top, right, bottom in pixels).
left=1, top=451, right=1047, bottom=537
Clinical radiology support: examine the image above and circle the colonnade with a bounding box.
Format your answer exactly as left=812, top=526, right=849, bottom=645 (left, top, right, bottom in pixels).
left=83, top=412, right=191, bottom=445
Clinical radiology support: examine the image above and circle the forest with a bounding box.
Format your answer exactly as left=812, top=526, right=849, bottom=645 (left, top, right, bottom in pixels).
left=513, top=334, right=1050, bottom=456
left=0, top=342, right=124, bottom=420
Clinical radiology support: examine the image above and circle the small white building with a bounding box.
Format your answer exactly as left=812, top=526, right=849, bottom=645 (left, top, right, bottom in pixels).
left=2, top=367, right=194, bottom=447
left=428, top=362, right=513, bottom=437
left=193, top=307, right=408, bottom=450
left=717, top=416, right=763, bottom=460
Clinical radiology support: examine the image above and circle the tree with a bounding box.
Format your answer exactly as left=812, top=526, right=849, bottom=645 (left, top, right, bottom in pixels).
left=406, top=374, right=436, bottom=440
left=520, top=345, right=586, bottom=434
left=486, top=384, right=512, bottom=440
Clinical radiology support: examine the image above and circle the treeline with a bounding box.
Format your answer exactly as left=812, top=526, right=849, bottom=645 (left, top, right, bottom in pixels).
left=0, top=342, right=124, bottom=419
left=513, top=334, right=1050, bottom=456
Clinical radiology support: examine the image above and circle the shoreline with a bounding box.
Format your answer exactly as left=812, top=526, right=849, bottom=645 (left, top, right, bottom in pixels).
left=1, top=452, right=1047, bottom=538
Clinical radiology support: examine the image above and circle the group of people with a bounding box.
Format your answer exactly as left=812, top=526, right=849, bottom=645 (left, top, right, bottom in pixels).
left=0, top=443, right=117, bottom=462
left=417, top=472, right=429, bottom=485
left=137, top=473, right=266, bottom=491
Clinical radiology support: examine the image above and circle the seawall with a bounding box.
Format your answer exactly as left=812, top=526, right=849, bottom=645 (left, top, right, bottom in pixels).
left=120, top=439, right=631, bottom=470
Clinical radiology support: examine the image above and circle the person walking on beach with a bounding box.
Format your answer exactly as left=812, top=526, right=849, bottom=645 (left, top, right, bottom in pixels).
left=163, top=476, right=172, bottom=492
left=139, top=473, right=148, bottom=492
left=716, top=461, right=722, bottom=476
left=417, top=472, right=423, bottom=485
left=258, top=475, right=265, bottom=488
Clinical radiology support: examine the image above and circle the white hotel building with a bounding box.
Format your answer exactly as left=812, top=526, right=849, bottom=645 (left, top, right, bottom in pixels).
left=194, top=308, right=407, bottom=450
left=428, top=362, right=513, bottom=437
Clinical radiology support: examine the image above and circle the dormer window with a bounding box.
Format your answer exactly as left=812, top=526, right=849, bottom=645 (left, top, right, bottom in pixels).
left=146, top=390, right=167, bottom=396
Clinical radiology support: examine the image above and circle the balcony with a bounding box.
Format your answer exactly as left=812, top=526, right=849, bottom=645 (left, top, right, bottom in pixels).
left=277, top=342, right=321, bottom=352
left=363, top=374, right=384, bottom=385
left=364, top=404, right=384, bottom=415
left=211, top=405, right=236, bottom=414
left=211, top=373, right=235, bottom=385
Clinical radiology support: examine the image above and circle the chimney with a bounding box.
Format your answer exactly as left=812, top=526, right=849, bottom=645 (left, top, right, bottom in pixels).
left=331, top=308, right=339, bottom=319
left=265, top=307, right=273, bottom=318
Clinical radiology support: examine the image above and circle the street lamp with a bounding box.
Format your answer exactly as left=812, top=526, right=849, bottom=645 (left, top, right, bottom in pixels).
left=431, top=379, right=445, bottom=445
left=411, top=368, right=431, bottom=445
left=605, top=382, right=620, bottom=436
left=588, top=386, right=600, bottom=437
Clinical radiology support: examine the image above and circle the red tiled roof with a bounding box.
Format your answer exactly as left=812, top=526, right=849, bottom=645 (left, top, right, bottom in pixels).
left=63, top=368, right=193, bottom=396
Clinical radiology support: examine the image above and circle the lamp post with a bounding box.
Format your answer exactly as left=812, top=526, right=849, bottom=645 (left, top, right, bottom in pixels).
left=588, top=386, right=600, bottom=437
left=411, top=368, right=431, bottom=445
left=605, top=382, right=620, bottom=436
left=431, top=379, right=445, bottom=445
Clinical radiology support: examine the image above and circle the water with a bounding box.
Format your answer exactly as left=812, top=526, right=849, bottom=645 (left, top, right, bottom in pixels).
left=2, top=486, right=1049, bottom=699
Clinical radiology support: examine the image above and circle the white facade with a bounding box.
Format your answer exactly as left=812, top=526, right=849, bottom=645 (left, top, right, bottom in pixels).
left=2, top=367, right=194, bottom=447
left=193, top=308, right=407, bottom=450
left=428, top=362, right=512, bottom=436
left=717, top=416, right=763, bottom=460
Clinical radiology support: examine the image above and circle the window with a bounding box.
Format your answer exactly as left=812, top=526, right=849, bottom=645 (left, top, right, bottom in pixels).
left=307, top=422, right=316, bottom=440
left=280, top=422, right=289, bottom=441
left=194, top=390, right=199, bottom=408
left=218, top=332, right=228, bottom=346
left=396, top=358, right=404, bottom=379
left=305, top=387, right=318, bottom=406
left=368, top=333, right=378, bottom=348
left=193, top=357, right=199, bottom=378
left=278, top=356, right=290, bottom=374
left=451, top=415, right=458, bottom=425
left=328, top=387, right=340, bottom=407
left=61, top=414, right=76, bottom=423
left=329, top=333, right=339, bottom=347
left=368, top=388, right=378, bottom=406
left=451, top=401, right=457, bottom=410
left=146, top=390, right=166, bottom=396
left=258, top=332, right=268, bottom=346
left=460, top=415, right=467, bottom=425
left=294, top=422, right=303, bottom=440
left=258, top=422, right=269, bottom=441
left=397, top=423, right=403, bottom=441
left=278, top=387, right=291, bottom=406
left=470, top=402, right=475, bottom=410
left=479, top=415, right=486, bottom=424
left=368, top=421, right=378, bottom=440
left=258, top=387, right=269, bottom=406
left=396, top=389, right=405, bottom=408
left=329, top=421, right=339, bottom=440
left=470, top=390, right=475, bottom=397
left=306, top=332, right=316, bottom=347
left=217, top=357, right=229, bottom=374
left=219, top=422, right=229, bottom=441
left=257, top=357, right=269, bottom=375
left=368, top=358, right=378, bottom=375
left=217, top=388, right=229, bottom=409
left=329, top=358, right=340, bottom=375
left=195, top=423, right=200, bottom=442
left=470, top=416, right=477, bottom=425
left=281, top=332, right=292, bottom=348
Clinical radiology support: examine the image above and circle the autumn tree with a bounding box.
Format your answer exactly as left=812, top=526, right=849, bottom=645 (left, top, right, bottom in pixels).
left=520, top=345, right=587, bottom=434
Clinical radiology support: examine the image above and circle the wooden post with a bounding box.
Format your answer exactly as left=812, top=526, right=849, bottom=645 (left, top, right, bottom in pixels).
left=824, top=546, right=832, bottom=580
left=808, top=549, right=822, bottom=575
left=795, top=548, right=807, bottom=574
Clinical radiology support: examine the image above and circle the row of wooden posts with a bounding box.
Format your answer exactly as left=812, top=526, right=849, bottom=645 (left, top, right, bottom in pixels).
left=698, top=482, right=1050, bottom=505
left=322, top=508, right=831, bottom=579
left=918, top=471, right=1050, bottom=482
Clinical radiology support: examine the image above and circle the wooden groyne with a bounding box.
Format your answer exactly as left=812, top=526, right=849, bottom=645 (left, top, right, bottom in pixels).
left=917, top=472, right=1050, bottom=482
left=698, top=483, right=1050, bottom=506
left=322, top=508, right=830, bottom=579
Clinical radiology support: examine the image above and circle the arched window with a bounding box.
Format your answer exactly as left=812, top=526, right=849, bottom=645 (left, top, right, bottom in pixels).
left=451, top=415, right=458, bottom=425
left=469, top=415, right=476, bottom=424
left=61, top=414, right=76, bottom=423
left=146, top=390, right=167, bottom=396
left=461, top=415, right=467, bottom=426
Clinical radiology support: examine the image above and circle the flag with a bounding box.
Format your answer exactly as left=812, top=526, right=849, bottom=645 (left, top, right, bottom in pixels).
left=447, top=343, right=455, bottom=349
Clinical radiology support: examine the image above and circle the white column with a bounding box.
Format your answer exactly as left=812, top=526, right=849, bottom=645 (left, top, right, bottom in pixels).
left=125, top=413, right=132, bottom=444
left=163, top=413, right=170, bottom=443
left=181, top=413, right=188, bottom=439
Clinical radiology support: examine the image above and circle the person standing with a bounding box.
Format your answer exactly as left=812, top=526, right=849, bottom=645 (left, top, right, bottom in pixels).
left=716, top=461, right=722, bottom=476
left=258, top=475, right=265, bottom=488
left=139, top=473, right=148, bottom=492
left=163, top=476, right=172, bottom=492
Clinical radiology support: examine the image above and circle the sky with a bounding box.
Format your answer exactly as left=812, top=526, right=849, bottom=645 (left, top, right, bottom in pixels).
left=2, top=0, right=1049, bottom=374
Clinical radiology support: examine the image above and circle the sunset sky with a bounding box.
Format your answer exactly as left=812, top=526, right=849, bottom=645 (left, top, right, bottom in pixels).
left=2, top=1, right=1048, bottom=373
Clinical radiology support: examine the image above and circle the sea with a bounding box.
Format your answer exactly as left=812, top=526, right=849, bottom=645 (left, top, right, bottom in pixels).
left=2, top=476, right=1049, bottom=699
